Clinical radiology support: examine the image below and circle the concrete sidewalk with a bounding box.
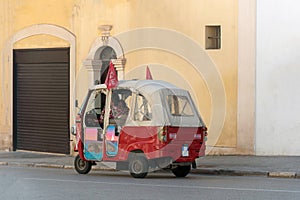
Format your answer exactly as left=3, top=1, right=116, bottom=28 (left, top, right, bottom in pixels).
left=0, top=151, right=299, bottom=178
left=195, top=156, right=300, bottom=178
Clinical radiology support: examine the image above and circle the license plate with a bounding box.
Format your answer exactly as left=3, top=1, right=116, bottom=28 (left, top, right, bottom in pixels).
left=182, top=144, right=189, bottom=157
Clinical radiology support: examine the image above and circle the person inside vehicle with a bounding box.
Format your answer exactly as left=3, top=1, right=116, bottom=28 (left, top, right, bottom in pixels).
left=111, top=94, right=129, bottom=125
left=98, top=92, right=130, bottom=127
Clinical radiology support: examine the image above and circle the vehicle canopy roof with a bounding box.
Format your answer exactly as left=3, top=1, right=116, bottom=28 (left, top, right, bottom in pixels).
left=116, top=80, right=205, bottom=127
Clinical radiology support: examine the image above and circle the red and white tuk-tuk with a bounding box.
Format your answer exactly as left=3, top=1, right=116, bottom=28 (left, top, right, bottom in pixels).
left=72, top=80, right=207, bottom=178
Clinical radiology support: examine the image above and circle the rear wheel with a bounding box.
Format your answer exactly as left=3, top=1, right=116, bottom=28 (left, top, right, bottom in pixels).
left=129, top=153, right=149, bottom=178
left=172, top=165, right=191, bottom=177
left=74, top=154, right=92, bottom=174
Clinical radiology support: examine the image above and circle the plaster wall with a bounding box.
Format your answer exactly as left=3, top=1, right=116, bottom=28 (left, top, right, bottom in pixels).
left=0, top=0, right=239, bottom=153
left=256, top=0, right=300, bottom=155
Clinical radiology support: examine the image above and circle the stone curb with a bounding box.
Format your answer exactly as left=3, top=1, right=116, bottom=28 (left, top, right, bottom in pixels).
left=194, top=168, right=299, bottom=179
left=268, top=172, right=297, bottom=178
left=7, top=162, right=35, bottom=167
left=1, top=161, right=298, bottom=179
left=35, top=163, right=65, bottom=168
left=0, top=162, right=8, bottom=165
left=64, top=165, right=74, bottom=169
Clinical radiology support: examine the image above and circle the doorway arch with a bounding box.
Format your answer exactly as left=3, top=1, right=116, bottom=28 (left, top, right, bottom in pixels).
left=99, top=46, right=117, bottom=83
left=4, top=23, right=76, bottom=153
left=83, top=36, right=126, bottom=86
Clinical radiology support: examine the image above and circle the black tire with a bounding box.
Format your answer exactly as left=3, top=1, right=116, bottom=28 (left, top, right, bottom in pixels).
left=74, top=154, right=92, bottom=174
left=172, top=165, right=191, bottom=177
left=128, top=154, right=149, bottom=178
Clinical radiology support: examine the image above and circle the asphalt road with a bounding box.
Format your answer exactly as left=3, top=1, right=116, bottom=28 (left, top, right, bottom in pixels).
left=1, top=166, right=300, bottom=200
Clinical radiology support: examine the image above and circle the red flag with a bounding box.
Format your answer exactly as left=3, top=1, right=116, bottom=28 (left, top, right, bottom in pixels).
left=146, top=66, right=153, bottom=80
left=105, top=61, right=118, bottom=90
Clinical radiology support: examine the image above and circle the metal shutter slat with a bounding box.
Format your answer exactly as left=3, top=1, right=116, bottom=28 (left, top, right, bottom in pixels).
left=14, top=48, right=70, bottom=154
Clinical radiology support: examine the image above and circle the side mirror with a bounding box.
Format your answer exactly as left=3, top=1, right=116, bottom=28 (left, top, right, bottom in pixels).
left=71, top=125, right=76, bottom=136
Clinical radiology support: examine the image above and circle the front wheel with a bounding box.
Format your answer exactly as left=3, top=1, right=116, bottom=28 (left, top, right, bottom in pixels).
left=129, top=154, right=149, bottom=178
left=172, top=165, right=191, bottom=177
left=74, top=154, right=92, bottom=174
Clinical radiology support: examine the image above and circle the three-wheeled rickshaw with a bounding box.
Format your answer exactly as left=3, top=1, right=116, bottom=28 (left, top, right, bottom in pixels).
left=72, top=80, right=207, bottom=178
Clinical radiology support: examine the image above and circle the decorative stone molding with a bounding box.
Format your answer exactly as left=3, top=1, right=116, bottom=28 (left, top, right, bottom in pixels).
left=83, top=59, right=102, bottom=70
left=112, top=58, right=126, bottom=80
left=98, top=25, right=113, bottom=45
left=83, top=59, right=102, bottom=85
left=84, top=25, right=126, bottom=86
left=86, top=36, right=125, bottom=60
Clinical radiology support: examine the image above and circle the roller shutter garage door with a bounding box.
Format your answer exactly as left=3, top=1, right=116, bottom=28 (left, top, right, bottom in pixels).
left=13, top=48, right=70, bottom=154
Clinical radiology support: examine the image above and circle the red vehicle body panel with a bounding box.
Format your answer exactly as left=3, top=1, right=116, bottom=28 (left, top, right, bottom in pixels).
left=74, top=80, right=207, bottom=166
left=76, top=116, right=206, bottom=163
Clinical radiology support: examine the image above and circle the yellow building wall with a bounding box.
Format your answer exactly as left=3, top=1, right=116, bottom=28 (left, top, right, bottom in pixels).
left=0, top=0, right=238, bottom=152
left=14, top=35, right=69, bottom=49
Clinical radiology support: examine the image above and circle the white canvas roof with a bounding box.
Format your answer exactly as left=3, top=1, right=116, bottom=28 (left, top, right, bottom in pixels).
left=117, top=80, right=205, bottom=127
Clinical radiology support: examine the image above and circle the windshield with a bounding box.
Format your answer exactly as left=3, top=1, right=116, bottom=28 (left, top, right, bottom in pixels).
left=78, top=92, right=89, bottom=115
left=83, top=90, right=106, bottom=127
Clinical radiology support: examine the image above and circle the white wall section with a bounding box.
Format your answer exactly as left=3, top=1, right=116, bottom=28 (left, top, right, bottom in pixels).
left=256, top=0, right=300, bottom=155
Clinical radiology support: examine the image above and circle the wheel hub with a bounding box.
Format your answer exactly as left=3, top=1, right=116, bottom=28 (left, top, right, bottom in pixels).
left=78, top=160, right=86, bottom=169
left=132, top=161, right=142, bottom=173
